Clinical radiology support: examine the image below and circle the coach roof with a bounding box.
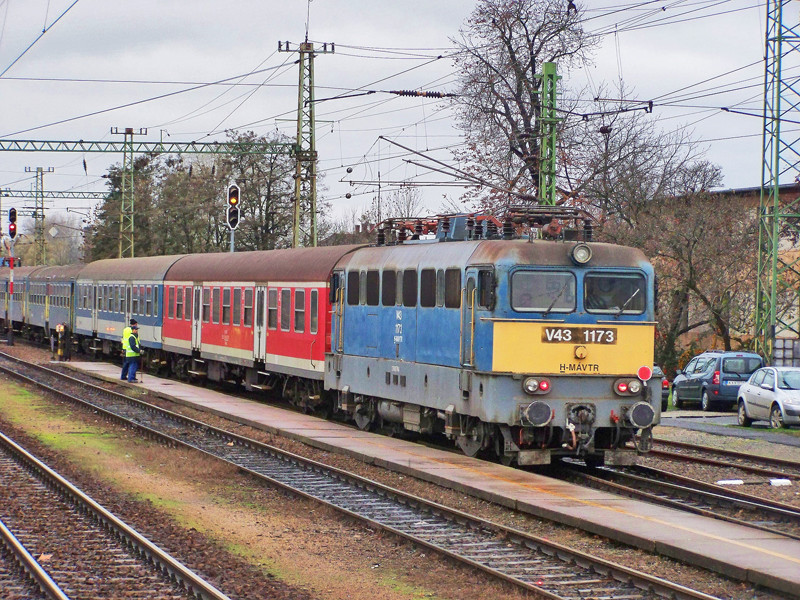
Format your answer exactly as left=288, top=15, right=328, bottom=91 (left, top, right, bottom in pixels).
left=77, top=255, right=187, bottom=282
left=164, top=245, right=364, bottom=283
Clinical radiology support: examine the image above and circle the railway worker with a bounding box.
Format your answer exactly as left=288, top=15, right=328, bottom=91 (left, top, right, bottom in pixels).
left=120, top=319, right=137, bottom=381
left=123, top=322, right=141, bottom=383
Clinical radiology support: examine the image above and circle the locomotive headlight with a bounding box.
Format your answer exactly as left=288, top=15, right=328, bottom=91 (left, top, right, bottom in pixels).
left=523, top=377, right=539, bottom=394
left=570, top=243, right=592, bottom=265
left=628, top=380, right=642, bottom=394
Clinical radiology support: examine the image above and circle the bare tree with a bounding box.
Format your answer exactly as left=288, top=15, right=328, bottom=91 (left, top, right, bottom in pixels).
left=450, top=0, right=596, bottom=208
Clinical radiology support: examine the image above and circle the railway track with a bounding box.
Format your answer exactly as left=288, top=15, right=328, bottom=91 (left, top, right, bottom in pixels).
left=0, top=352, right=721, bottom=600
left=562, top=462, right=800, bottom=540
left=652, top=439, right=800, bottom=480
left=0, top=428, right=231, bottom=600
left=0, top=517, right=62, bottom=600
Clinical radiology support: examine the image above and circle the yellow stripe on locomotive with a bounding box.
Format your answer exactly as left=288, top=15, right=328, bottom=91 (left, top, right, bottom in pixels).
left=492, top=321, right=655, bottom=376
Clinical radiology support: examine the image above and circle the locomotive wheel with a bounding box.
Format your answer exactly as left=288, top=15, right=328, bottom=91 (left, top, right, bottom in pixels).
left=353, top=400, right=376, bottom=431
left=456, top=421, right=488, bottom=457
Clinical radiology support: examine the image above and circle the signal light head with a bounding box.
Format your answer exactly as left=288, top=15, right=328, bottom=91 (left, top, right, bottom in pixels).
left=8, top=222, right=16, bottom=239
left=227, top=183, right=240, bottom=207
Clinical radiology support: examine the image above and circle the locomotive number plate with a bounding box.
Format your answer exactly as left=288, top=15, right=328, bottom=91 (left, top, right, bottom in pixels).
left=542, top=327, right=617, bottom=344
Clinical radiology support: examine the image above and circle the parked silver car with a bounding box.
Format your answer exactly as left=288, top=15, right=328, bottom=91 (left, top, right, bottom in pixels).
left=737, top=367, right=800, bottom=428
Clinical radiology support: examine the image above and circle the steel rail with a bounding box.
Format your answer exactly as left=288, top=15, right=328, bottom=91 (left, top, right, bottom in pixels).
left=0, top=352, right=721, bottom=600
left=563, top=463, right=800, bottom=541
left=649, top=447, right=800, bottom=480
left=654, top=439, right=800, bottom=474
left=0, top=430, right=233, bottom=600
left=0, top=518, right=69, bottom=600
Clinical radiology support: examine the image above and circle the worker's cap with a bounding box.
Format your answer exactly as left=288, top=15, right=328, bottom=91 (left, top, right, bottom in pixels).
left=129, top=319, right=138, bottom=326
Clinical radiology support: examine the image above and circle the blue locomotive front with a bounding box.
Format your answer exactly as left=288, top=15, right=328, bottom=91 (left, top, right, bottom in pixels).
left=325, top=212, right=659, bottom=466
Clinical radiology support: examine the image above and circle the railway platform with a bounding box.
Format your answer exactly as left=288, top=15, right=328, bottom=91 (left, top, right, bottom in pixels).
left=66, top=361, right=800, bottom=596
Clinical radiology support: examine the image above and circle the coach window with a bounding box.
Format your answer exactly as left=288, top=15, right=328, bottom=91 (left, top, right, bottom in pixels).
left=420, top=269, right=436, bottom=308
left=124, top=286, right=130, bottom=314
left=212, top=288, right=221, bottom=323
left=175, top=287, right=182, bottom=320
left=347, top=271, right=359, bottom=306
left=244, top=288, right=254, bottom=327
left=105, top=285, right=111, bottom=311
left=310, top=290, right=318, bottom=334
left=146, top=286, right=153, bottom=316
left=114, top=286, right=120, bottom=312
left=295, top=289, right=305, bottom=333
left=267, top=289, right=278, bottom=329
left=222, top=288, right=231, bottom=325
left=165, top=287, right=173, bottom=319
left=366, top=270, right=379, bottom=306
left=139, top=286, right=146, bottom=314
left=202, top=288, right=211, bottom=322
left=184, top=287, right=191, bottom=320
left=233, top=288, right=241, bottom=325
left=280, top=289, right=291, bottom=331
left=381, top=270, right=396, bottom=306
left=402, top=269, right=417, bottom=307
left=153, top=288, right=158, bottom=317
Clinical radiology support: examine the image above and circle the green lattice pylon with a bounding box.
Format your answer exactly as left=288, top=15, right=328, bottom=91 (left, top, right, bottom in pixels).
left=537, top=62, right=561, bottom=206
left=754, top=1, right=800, bottom=360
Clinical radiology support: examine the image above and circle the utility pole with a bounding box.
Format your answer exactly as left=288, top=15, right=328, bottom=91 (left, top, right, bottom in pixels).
left=111, top=127, right=145, bottom=259
left=279, top=40, right=334, bottom=247
left=755, top=2, right=800, bottom=362
left=24, top=166, right=54, bottom=265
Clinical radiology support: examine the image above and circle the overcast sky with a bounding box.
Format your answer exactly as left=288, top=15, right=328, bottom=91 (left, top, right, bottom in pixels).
left=0, top=0, right=778, bottom=233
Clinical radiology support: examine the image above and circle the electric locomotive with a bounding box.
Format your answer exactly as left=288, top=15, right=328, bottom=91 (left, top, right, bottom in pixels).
left=327, top=207, right=659, bottom=466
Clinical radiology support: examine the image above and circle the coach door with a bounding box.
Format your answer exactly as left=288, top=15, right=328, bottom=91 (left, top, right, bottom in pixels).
left=92, top=284, right=99, bottom=333
left=461, top=270, right=477, bottom=367
left=253, top=286, right=267, bottom=363
left=192, top=285, right=202, bottom=351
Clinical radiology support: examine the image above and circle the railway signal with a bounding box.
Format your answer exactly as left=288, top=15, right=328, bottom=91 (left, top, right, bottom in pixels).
left=8, top=207, right=17, bottom=239
left=225, top=183, right=241, bottom=251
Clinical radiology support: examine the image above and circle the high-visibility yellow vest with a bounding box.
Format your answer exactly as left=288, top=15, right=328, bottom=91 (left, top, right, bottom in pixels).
left=121, top=326, right=132, bottom=352
left=125, top=333, right=140, bottom=358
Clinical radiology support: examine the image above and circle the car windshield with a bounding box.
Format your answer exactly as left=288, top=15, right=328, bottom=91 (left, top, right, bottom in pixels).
left=778, top=371, right=800, bottom=390
left=722, top=357, right=762, bottom=375
left=584, top=273, right=646, bottom=314
left=511, top=271, right=575, bottom=313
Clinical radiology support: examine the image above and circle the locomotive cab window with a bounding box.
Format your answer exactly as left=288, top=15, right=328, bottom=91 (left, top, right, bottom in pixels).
left=512, top=271, right=575, bottom=313
left=584, top=273, right=646, bottom=314
left=477, top=269, right=495, bottom=309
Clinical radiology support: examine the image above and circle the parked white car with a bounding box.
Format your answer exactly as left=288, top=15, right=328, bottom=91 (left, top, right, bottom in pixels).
left=737, top=367, right=800, bottom=428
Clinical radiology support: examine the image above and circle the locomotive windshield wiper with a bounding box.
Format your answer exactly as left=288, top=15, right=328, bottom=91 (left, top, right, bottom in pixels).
left=542, top=281, right=569, bottom=317
left=614, top=288, right=640, bottom=317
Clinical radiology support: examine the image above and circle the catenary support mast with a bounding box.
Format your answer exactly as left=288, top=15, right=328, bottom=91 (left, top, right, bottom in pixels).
left=279, top=40, right=333, bottom=247
left=755, top=1, right=800, bottom=361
